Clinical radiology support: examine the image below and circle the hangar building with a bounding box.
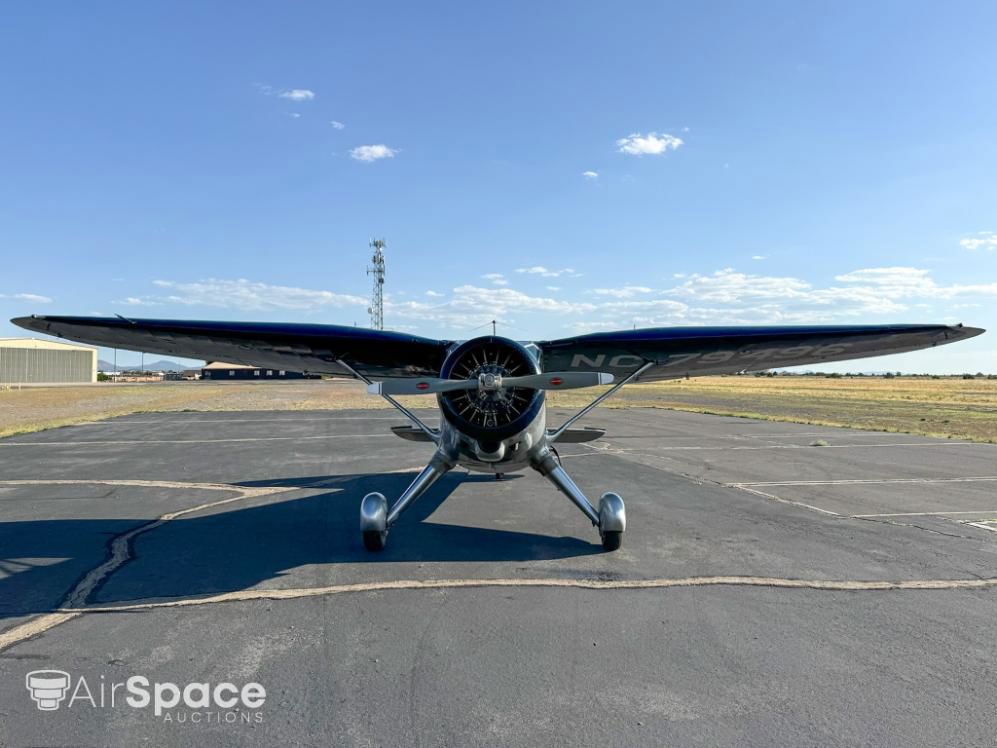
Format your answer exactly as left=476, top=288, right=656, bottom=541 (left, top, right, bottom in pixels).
left=0, top=338, right=98, bottom=384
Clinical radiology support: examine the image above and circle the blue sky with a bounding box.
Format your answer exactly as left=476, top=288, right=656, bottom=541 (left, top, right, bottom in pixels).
left=1, top=2, right=995, bottom=372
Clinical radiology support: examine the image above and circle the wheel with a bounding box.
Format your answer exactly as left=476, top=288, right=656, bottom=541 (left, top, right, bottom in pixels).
left=600, top=530, right=622, bottom=551
left=360, top=492, right=388, bottom=552
left=363, top=529, right=387, bottom=551
left=598, top=492, right=626, bottom=553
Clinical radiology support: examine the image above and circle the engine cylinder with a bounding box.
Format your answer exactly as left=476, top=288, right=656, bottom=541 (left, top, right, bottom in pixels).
left=437, top=336, right=543, bottom=441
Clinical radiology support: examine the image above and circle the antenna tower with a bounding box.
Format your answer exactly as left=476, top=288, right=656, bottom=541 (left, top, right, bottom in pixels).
left=367, top=238, right=386, bottom=330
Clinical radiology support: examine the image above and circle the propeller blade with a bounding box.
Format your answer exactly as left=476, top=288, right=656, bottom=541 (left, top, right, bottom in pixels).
left=367, top=371, right=614, bottom=396
left=368, top=378, right=477, bottom=395
left=502, top=372, right=614, bottom=390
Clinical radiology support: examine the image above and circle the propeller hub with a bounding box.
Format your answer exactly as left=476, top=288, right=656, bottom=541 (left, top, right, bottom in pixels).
left=478, top=372, right=502, bottom=391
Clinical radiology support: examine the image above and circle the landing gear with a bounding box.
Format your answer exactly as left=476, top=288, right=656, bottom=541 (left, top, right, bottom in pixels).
left=598, top=492, right=626, bottom=551
left=360, top=492, right=388, bottom=551
left=531, top=449, right=626, bottom=551
left=359, top=452, right=454, bottom=551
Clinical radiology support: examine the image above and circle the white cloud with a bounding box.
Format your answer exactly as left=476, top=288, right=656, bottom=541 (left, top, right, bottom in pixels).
left=450, top=285, right=595, bottom=315
left=482, top=273, right=508, bottom=286
left=1, top=292, right=52, bottom=304
left=616, top=132, right=683, bottom=156
left=960, top=231, right=997, bottom=251
left=582, top=170, right=599, bottom=179
left=288, top=112, right=301, bottom=119
left=751, top=255, right=766, bottom=261
left=599, top=298, right=689, bottom=313
left=139, top=279, right=366, bottom=312
left=425, top=290, right=443, bottom=297
left=833, top=267, right=997, bottom=299
left=834, top=267, right=934, bottom=288
left=593, top=286, right=654, bottom=298
left=118, top=297, right=156, bottom=306
left=515, top=266, right=580, bottom=278
left=546, top=286, right=560, bottom=292
left=278, top=88, right=315, bottom=101
left=566, top=320, right=627, bottom=333
left=661, top=266, right=997, bottom=323
left=330, top=120, right=345, bottom=130
left=384, top=285, right=597, bottom=331
left=350, top=144, right=397, bottom=162
left=668, top=269, right=812, bottom=303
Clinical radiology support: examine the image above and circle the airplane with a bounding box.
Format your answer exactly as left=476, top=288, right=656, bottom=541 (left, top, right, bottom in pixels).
left=11, top=315, right=984, bottom=552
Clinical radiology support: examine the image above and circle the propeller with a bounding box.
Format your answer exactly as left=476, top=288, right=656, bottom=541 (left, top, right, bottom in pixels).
left=368, top=371, right=614, bottom=396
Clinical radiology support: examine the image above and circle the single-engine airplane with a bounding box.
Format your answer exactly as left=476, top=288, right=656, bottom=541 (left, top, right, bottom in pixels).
left=12, top=315, right=984, bottom=551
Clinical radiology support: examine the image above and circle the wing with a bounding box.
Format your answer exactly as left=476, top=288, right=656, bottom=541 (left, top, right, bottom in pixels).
left=537, top=324, right=984, bottom=382
left=11, top=315, right=451, bottom=379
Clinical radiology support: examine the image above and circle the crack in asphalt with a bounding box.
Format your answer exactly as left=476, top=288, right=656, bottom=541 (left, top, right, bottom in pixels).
left=3, top=474, right=996, bottom=656
left=0, top=480, right=297, bottom=653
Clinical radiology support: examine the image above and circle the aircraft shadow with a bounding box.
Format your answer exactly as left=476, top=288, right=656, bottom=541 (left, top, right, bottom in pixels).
left=0, top=471, right=599, bottom=621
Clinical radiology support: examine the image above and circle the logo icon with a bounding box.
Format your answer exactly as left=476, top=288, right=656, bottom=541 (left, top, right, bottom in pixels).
left=25, top=670, right=71, bottom=711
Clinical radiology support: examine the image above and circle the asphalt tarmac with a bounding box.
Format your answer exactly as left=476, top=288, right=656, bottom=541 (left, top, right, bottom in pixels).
left=2, top=408, right=997, bottom=746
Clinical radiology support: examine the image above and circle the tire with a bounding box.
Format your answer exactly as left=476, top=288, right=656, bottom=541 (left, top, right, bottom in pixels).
left=363, top=530, right=387, bottom=552
left=601, top=530, right=622, bottom=552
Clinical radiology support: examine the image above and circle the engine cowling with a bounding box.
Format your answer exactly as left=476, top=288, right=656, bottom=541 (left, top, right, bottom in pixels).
left=437, top=336, right=544, bottom=443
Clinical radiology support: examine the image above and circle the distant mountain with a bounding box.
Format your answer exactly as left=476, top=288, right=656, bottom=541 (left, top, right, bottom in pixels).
left=98, top=359, right=202, bottom=372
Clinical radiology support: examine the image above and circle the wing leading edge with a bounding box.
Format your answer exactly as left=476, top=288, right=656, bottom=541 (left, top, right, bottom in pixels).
left=538, top=324, right=984, bottom=381
left=11, top=315, right=451, bottom=379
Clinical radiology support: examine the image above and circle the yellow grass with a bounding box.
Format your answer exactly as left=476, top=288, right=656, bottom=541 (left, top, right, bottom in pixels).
left=549, top=375, right=997, bottom=443
left=1, top=376, right=996, bottom=443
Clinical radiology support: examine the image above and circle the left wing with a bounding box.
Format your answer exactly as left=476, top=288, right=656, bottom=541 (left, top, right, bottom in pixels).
left=11, top=315, right=451, bottom=379
left=537, top=324, right=984, bottom=382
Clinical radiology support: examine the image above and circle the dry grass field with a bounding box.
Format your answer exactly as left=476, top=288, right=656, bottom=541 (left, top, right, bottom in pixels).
left=1, top=375, right=996, bottom=442
left=548, top=375, right=997, bottom=443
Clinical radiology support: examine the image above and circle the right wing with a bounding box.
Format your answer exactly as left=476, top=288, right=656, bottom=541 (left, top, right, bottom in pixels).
left=11, top=315, right=452, bottom=379
left=537, top=324, right=985, bottom=381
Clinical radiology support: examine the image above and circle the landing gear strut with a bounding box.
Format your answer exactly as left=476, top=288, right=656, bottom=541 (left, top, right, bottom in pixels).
left=531, top=449, right=626, bottom=551
left=360, top=451, right=455, bottom=551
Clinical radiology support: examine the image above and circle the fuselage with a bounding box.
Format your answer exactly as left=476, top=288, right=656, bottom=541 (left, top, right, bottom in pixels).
left=438, top=398, right=548, bottom=473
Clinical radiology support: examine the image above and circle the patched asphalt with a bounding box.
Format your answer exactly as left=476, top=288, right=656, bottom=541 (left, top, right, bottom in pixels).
left=2, top=408, right=997, bottom=746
